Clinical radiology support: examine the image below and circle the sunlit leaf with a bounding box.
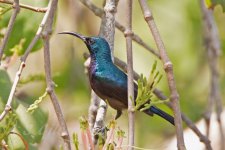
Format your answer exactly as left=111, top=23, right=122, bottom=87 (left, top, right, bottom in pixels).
left=0, top=69, right=11, bottom=103
left=205, top=0, right=225, bottom=11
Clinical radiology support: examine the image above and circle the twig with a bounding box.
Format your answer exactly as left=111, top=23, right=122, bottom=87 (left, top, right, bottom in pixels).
left=200, top=0, right=224, bottom=149
left=1, top=140, right=8, bottom=150
left=138, top=1, right=185, bottom=149
left=0, top=0, right=54, bottom=128
left=0, top=0, right=47, bottom=13
left=102, top=120, right=116, bottom=150
left=84, top=57, right=99, bottom=131
left=79, top=0, right=160, bottom=58
left=42, top=0, right=71, bottom=149
left=0, top=0, right=20, bottom=65
left=83, top=52, right=213, bottom=149
left=93, top=100, right=108, bottom=143
left=88, top=90, right=101, bottom=130
left=124, top=0, right=135, bottom=149
left=9, top=132, right=29, bottom=150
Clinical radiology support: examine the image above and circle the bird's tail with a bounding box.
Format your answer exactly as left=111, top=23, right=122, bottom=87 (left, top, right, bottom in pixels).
left=144, top=106, right=174, bottom=125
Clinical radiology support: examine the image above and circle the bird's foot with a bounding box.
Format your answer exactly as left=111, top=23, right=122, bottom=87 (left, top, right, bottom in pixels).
left=93, top=126, right=109, bottom=144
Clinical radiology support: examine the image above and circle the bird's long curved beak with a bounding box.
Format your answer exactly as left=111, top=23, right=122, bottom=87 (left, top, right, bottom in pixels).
left=58, top=31, right=87, bottom=42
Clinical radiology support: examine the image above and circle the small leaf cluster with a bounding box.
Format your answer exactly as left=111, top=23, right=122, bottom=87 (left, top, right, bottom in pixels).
left=205, top=0, right=225, bottom=12
left=73, top=133, right=79, bottom=150
left=135, top=61, right=163, bottom=111
left=0, top=111, right=17, bottom=141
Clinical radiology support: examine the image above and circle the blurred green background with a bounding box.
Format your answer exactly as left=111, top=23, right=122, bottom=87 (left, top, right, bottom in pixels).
left=0, top=0, right=225, bottom=149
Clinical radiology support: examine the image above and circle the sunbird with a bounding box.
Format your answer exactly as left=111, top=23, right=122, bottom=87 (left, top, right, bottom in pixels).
left=59, top=32, right=174, bottom=125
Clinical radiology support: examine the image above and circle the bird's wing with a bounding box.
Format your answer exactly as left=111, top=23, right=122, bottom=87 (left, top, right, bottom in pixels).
left=90, top=67, right=130, bottom=110
left=95, top=75, right=128, bottom=107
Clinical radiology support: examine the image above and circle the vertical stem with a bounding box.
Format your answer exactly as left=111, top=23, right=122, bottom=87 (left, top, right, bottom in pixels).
left=42, top=0, right=71, bottom=149
left=200, top=0, right=224, bottom=149
left=138, top=0, right=185, bottom=149
left=124, top=0, right=134, bottom=149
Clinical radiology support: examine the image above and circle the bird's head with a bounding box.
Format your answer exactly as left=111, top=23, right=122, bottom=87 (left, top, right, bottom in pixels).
left=59, top=32, right=111, bottom=61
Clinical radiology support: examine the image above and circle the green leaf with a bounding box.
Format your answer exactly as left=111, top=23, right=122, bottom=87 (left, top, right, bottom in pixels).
left=0, top=69, right=11, bottom=103
left=205, top=0, right=225, bottom=12
left=73, top=133, right=79, bottom=150
left=0, top=111, right=17, bottom=141
left=16, top=104, right=48, bottom=144
left=0, top=69, right=19, bottom=111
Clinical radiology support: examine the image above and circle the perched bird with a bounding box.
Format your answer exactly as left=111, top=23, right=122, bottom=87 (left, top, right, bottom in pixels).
left=59, top=32, right=174, bottom=125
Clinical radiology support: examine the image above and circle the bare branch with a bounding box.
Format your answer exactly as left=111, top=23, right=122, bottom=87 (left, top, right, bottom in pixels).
left=42, top=0, right=71, bottom=149
left=79, top=0, right=160, bottom=58
left=0, top=0, right=56, bottom=124
left=0, top=0, right=20, bottom=65
left=200, top=0, right=224, bottom=149
left=138, top=1, right=185, bottom=149
left=0, top=0, right=47, bottom=13
left=124, top=0, right=135, bottom=149
left=0, top=61, right=25, bottom=121
left=9, top=132, right=29, bottom=150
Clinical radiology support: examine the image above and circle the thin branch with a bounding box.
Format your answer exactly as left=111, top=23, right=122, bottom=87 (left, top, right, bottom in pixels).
left=0, top=0, right=53, bottom=122
left=124, top=0, right=134, bottom=149
left=79, top=0, right=160, bottom=58
left=83, top=52, right=213, bottom=149
left=138, top=1, right=185, bottom=149
left=42, top=0, right=71, bottom=149
left=200, top=0, right=224, bottom=149
left=0, top=0, right=20, bottom=65
left=9, top=132, right=29, bottom=150
left=0, top=61, right=25, bottom=121
left=88, top=90, right=101, bottom=130
left=85, top=57, right=103, bottom=145
left=0, top=0, right=47, bottom=13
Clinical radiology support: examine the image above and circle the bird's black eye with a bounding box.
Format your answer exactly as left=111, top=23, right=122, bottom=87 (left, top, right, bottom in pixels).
left=86, top=38, right=95, bottom=45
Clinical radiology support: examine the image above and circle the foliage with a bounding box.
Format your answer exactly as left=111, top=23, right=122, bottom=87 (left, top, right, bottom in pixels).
left=0, top=69, right=48, bottom=149
left=73, top=133, right=79, bottom=150
left=0, top=111, right=17, bottom=141
left=135, top=61, right=165, bottom=111
left=205, top=0, right=225, bottom=11
left=0, top=0, right=48, bottom=57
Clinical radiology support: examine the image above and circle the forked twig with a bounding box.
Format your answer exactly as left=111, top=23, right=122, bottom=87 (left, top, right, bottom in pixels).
left=0, top=0, right=47, bottom=13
